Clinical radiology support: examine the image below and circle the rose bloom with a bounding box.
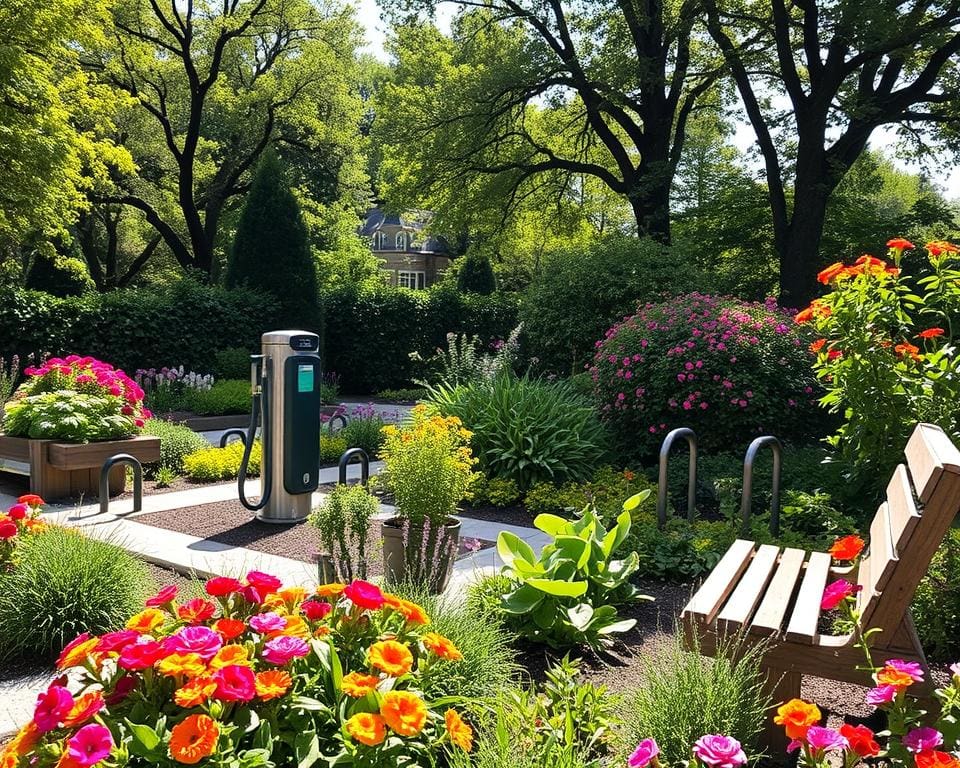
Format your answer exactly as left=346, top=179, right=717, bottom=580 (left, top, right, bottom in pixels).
left=345, top=713, right=387, bottom=747
left=866, top=684, right=897, bottom=707
left=445, top=709, right=473, bottom=752
left=205, top=576, right=243, bottom=597
left=254, top=670, right=292, bottom=701
left=693, top=734, right=747, bottom=768
left=18, top=494, right=44, bottom=507
left=169, top=714, right=219, bottom=765
left=876, top=665, right=916, bottom=690
left=805, top=726, right=848, bottom=753
left=828, top=535, right=864, bottom=561
left=839, top=724, right=880, bottom=757
left=904, top=728, right=944, bottom=754
left=212, top=664, right=256, bottom=702
left=261, top=635, right=309, bottom=665
left=341, top=672, right=380, bottom=698
left=343, top=579, right=386, bottom=610
left=66, top=723, right=114, bottom=767
left=380, top=690, right=428, bottom=736
left=163, top=626, right=222, bottom=661
left=34, top=685, right=74, bottom=733
left=821, top=579, right=861, bottom=611
left=368, top=640, right=414, bottom=677
left=628, top=738, right=660, bottom=768
left=774, top=699, right=821, bottom=740
left=249, top=612, right=287, bottom=634
left=245, top=570, right=282, bottom=594
left=177, top=598, right=216, bottom=624
left=0, top=520, right=18, bottom=540
left=95, top=630, right=139, bottom=654
left=145, top=584, right=178, bottom=607
left=7, top=504, right=28, bottom=521
left=300, top=600, right=332, bottom=621
left=213, top=618, right=246, bottom=641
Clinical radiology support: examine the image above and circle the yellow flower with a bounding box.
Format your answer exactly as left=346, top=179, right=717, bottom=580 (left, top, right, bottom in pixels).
left=445, top=709, right=473, bottom=751
left=341, top=671, right=380, bottom=697
left=158, top=652, right=206, bottom=678
left=174, top=675, right=217, bottom=707
left=368, top=640, right=414, bottom=677
left=126, top=607, right=166, bottom=633
left=278, top=615, right=310, bottom=639
left=345, top=713, right=387, bottom=746
left=209, top=644, right=251, bottom=670
left=315, top=583, right=346, bottom=598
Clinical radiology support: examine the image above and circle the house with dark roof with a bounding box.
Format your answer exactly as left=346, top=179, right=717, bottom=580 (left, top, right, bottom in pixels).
left=359, top=206, right=451, bottom=289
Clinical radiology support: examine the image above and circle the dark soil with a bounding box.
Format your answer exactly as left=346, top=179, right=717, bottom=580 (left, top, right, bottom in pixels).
left=457, top=502, right=537, bottom=528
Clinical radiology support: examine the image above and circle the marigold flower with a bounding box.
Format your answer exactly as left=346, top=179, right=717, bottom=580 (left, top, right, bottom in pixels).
left=368, top=640, right=414, bottom=677
left=3, top=722, right=41, bottom=760
left=169, top=714, right=219, bottom=764
left=809, top=338, right=826, bottom=354
left=125, top=607, right=166, bottom=634
left=278, top=615, right=310, bottom=639
left=773, top=698, right=821, bottom=740
left=380, top=690, right=428, bottom=736
left=209, top=645, right=251, bottom=670
left=62, top=692, right=104, bottom=728
left=445, top=709, right=473, bottom=751
left=315, top=582, right=346, bottom=598
left=916, top=752, right=960, bottom=768
left=254, top=670, right=292, bottom=701
left=345, top=713, right=387, bottom=747
left=158, top=652, right=207, bottom=679
left=174, top=675, right=217, bottom=708
left=422, top=632, right=463, bottom=661
left=276, top=586, right=307, bottom=608
left=382, top=595, right=429, bottom=625
left=828, top=535, right=864, bottom=562
left=213, top=618, right=246, bottom=641
left=918, top=328, right=945, bottom=339
left=341, top=672, right=380, bottom=697
left=177, top=599, right=216, bottom=624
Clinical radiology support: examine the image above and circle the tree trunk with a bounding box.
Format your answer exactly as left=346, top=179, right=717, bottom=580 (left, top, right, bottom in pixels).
left=778, top=183, right=831, bottom=308
left=628, top=173, right=672, bottom=244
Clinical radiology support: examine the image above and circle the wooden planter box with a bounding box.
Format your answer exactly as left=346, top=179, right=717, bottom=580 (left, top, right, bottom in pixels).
left=0, top=435, right=161, bottom=500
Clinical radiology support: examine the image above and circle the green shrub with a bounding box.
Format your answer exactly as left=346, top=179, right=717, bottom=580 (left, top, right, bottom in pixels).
left=0, top=527, right=151, bottom=661
left=456, top=251, right=497, bottom=295
left=525, top=466, right=657, bottom=524
left=628, top=513, right=737, bottom=581
left=522, top=235, right=701, bottom=374
left=213, top=347, right=254, bottom=380
left=25, top=252, right=95, bottom=297
left=154, top=465, right=177, bottom=487
left=428, top=372, right=609, bottom=491
left=618, top=633, right=770, bottom=765
left=467, top=476, right=521, bottom=507
left=338, top=404, right=386, bottom=456
left=376, top=387, right=427, bottom=402
left=183, top=440, right=261, bottom=481
left=911, top=528, right=960, bottom=662
left=592, top=293, right=823, bottom=459
left=320, top=433, right=348, bottom=463
left=389, top=581, right=519, bottom=700
left=185, top=379, right=251, bottom=416
left=310, top=485, right=378, bottom=582
left=142, top=419, right=209, bottom=475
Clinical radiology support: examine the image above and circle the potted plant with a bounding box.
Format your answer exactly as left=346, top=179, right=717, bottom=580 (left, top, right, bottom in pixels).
left=379, top=405, right=479, bottom=592
left=310, top=483, right=378, bottom=582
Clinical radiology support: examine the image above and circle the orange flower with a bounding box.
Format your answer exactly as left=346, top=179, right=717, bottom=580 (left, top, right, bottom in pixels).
left=314, top=626, right=331, bottom=638
left=380, top=690, right=428, bottom=736
left=895, top=342, right=921, bottom=361
left=315, top=583, right=345, bottom=598
left=382, top=594, right=430, bottom=625
left=174, top=675, right=217, bottom=708
left=445, top=709, right=473, bottom=751
left=341, top=671, right=380, bottom=697
left=422, top=632, right=463, bottom=661
left=828, top=535, right=865, bottom=562
left=773, top=698, right=821, bottom=740
left=918, top=328, right=945, bottom=339
left=794, top=300, right=830, bottom=325
left=368, top=640, right=414, bottom=677
left=345, top=713, right=387, bottom=747
left=926, top=240, right=960, bottom=258
left=876, top=666, right=915, bottom=690
left=3, top=722, right=40, bottom=759
left=622, top=469, right=636, bottom=481
left=169, top=714, right=219, bottom=764
left=209, top=645, right=251, bottom=670
left=213, top=618, right=246, bottom=641
left=916, top=751, right=960, bottom=768
left=57, top=636, right=100, bottom=670
left=254, top=670, right=292, bottom=701
left=277, top=586, right=307, bottom=608
left=126, top=607, right=166, bottom=634
left=887, top=238, right=915, bottom=251
left=158, top=652, right=207, bottom=679
left=809, top=338, right=826, bottom=354
left=277, top=615, right=310, bottom=639
left=62, top=691, right=104, bottom=728
left=817, top=262, right=846, bottom=285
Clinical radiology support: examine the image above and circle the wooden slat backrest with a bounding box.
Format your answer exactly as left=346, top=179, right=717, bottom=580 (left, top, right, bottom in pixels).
left=866, top=424, right=960, bottom=639
left=785, top=551, right=832, bottom=643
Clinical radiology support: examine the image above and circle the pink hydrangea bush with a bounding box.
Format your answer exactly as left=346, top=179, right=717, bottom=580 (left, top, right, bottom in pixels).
left=590, top=293, right=821, bottom=455
left=3, top=356, right=151, bottom=442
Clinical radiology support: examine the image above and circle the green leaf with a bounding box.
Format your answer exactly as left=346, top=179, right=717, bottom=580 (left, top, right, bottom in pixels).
left=526, top=577, right=588, bottom=597
left=294, top=731, right=320, bottom=768
left=534, top=513, right=572, bottom=536
left=501, top=583, right=545, bottom=614
left=497, top=531, right=536, bottom=569
left=597, top=618, right=637, bottom=635
left=567, top=602, right=594, bottom=630
left=125, top=721, right=160, bottom=753
left=622, top=490, right=650, bottom=512
left=553, top=535, right=589, bottom=569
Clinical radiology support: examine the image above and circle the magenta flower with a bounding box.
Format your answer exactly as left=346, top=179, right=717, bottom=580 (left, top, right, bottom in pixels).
left=67, top=723, right=114, bottom=767
left=301, top=600, right=332, bottom=621
left=34, top=685, right=75, bottom=732
left=866, top=684, right=897, bottom=707
left=163, top=625, right=222, bottom=660
left=903, top=727, right=943, bottom=753
left=246, top=570, right=282, bottom=594
left=212, top=664, right=256, bottom=701
left=820, top=579, right=861, bottom=610
left=248, top=612, right=287, bottom=634
left=95, top=629, right=140, bottom=653
left=692, top=734, right=747, bottom=768
left=262, top=635, right=310, bottom=665
left=886, top=659, right=925, bottom=682
left=145, top=584, right=178, bottom=607
left=628, top=738, right=660, bottom=768
left=805, top=726, right=849, bottom=753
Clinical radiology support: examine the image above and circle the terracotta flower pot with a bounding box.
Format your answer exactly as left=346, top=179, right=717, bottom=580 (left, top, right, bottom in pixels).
left=381, top=516, right=461, bottom=594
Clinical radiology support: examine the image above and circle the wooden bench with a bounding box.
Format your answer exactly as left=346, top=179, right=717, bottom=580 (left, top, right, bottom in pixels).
left=682, top=423, right=960, bottom=740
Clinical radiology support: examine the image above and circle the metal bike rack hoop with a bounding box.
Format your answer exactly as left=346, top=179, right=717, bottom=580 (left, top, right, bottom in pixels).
left=656, top=427, right=698, bottom=528
left=338, top=448, right=370, bottom=486
left=740, top=435, right=783, bottom=536
left=326, top=414, right=348, bottom=435
left=99, top=453, right=143, bottom=517
left=219, top=428, right=248, bottom=448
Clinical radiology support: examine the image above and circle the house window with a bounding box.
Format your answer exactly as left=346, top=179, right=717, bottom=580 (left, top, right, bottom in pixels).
left=397, top=271, right=425, bottom=290
left=374, top=232, right=385, bottom=250
left=396, top=232, right=407, bottom=250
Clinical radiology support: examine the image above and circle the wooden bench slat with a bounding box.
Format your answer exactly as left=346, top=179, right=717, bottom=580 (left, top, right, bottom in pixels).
left=868, top=502, right=898, bottom=592
left=751, top=547, right=807, bottom=637
left=905, top=422, right=960, bottom=503
left=785, top=551, right=832, bottom=643
left=886, top=464, right=921, bottom=556
left=682, top=539, right=756, bottom=625
left=717, top=544, right=781, bottom=633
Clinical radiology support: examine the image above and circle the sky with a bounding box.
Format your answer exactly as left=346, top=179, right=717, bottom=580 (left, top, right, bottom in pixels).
left=353, top=1, right=960, bottom=201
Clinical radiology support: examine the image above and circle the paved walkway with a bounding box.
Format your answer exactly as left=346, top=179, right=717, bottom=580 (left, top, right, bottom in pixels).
left=0, top=460, right=548, bottom=737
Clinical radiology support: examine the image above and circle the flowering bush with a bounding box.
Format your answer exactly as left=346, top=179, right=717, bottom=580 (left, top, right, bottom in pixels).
left=0, top=494, right=47, bottom=569
left=135, top=366, right=214, bottom=415
left=4, top=356, right=151, bottom=441
left=799, top=238, right=960, bottom=488
left=591, top=293, right=820, bottom=457
left=625, top=734, right=748, bottom=768
left=0, top=574, right=473, bottom=768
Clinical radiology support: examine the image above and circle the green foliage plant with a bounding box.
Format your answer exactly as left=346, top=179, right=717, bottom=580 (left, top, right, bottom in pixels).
left=141, top=419, right=208, bottom=475
left=337, top=403, right=387, bottom=456
left=153, top=465, right=177, bottom=488
left=428, top=371, right=609, bottom=491
left=319, top=433, right=348, bottom=463
left=910, top=528, right=960, bottom=662
left=183, top=440, right=261, bottom=481
left=618, top=632, right=770, bottom=765
left=417, top=325, right=521, bottom=389
left=800, top=238, right=960, bottom=494
left=525, top=466, right=657, bottom=524
left=375, top=387, right=428, bottom=403
left=310, top=484, right=378, bottom=581
left=466, top=476, right=521, bottom=507
left=592, top=293, right=822, bottom=459
left=0, top=353, right=26, bottom=411
left=456, top=251, right=497, bottom=295
left=213, top=347, right=254, bottom=380
left=627, top=513, right=736, bottom=581
left=0, top=527, right=151, bottom=661
left=496, top=495, right=647, bottom=648
left=25, top=252, right=95, bottom=297
left=184, top=379, right=251, bottom=416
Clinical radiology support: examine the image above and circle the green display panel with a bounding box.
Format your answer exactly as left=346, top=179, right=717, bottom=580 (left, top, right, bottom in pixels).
left=297, top=364, right=314, bottom=393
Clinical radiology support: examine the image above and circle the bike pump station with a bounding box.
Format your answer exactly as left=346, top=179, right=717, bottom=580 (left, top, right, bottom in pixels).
left=238, top=330, right=322, bottom=522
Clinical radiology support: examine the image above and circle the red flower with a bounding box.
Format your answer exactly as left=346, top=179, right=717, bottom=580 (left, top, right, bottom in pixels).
left=18, top=494, right=44, bottom=507
left=887, top=238, right=915, bottom=251
left=178, top=598, right=217, bottom=624
left=214, top=618, right=246, bottom=640
left=809, top=338, right=826, bottom=354
left=918, top=328, right=945, bottom=339
left=205, top=577, right=243, bottom=597
left=827, top=349, right=843, bottom=360
left=212, top=664, right=256, bottom=702
left=0, top=520, right=18, bottom=540
left=301, top=600, right=332, bottom=621
left=926, top=241, right=960, bottom=258
left=817, top=262, right=846, bottom=285
left=8, top=503, right=28, bottom=521
left=828, top=535, right=865, bottom=561
left=343, top=580, right=385, bottom=611
left=895, top=342, right=921, bottom=361
left=916, top=751, right=960, bottom=768
left=145, top=584, right=178, bottom=607
left=839, top=724, right=880, bottom=757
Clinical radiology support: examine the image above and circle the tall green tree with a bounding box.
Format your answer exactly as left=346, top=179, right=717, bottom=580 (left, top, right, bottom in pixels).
left=226, top=152, right=318, bottom=327
left=703, top=0, right=960, bottom=305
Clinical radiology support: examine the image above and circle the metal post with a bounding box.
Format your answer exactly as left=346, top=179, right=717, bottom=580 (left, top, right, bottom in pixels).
left=740, top=436, right=783, bottom=536
left=219, top=428, right=248, bottom=448
left=338, top=448, right=370, bottom=486
left=99, top=453, right=143, bottom=517
left=656, top=427, right=698, bottom=528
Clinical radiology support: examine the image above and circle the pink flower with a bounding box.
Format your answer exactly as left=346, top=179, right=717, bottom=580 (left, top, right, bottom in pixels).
left=118, top=639, right=165, bottom=671
left=820, top=579, right=861, bottom=610
left=866, top=684, right=897, bottom=707
left=262, top=635, right=310, bottom=665
left=95, top=630, right=140, bottom=653
left=628, top=738, right=660, bottom=768
left=34, top=685, right=75, bottom=732
left=343, top=580, right=385, bottom=611
left=163, top=626, right=222, bottom=660
left=212, top=664, right=256, bottom=701
left=951, top=662, right=960, bottom=679
left=8, top=503, right=28, bottom=520
left=301, top=601, right=332, bottom=621
left=904, top=728, right=943, bottom=753
left=692, top=734, right=747, bottom=768
left=886, top=659, right=924, bottom=682
left=249, top=612, right=287, bottom=634
left=805, top=727, right=848, bottom=753
left=145, top=584, right=178, bottom=607
left=246, top=570, right=282, bottom=594
left=67, top=723, right=114, bottom=766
